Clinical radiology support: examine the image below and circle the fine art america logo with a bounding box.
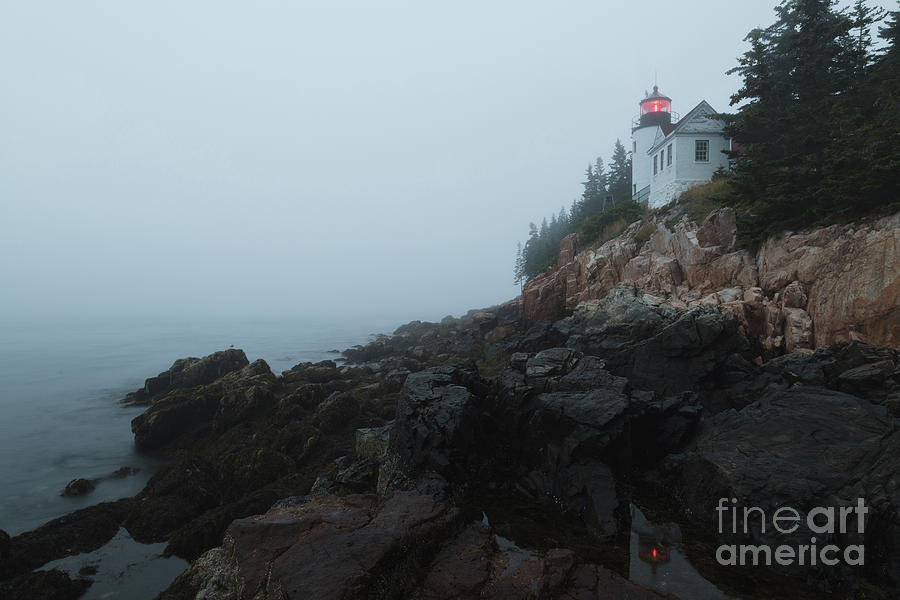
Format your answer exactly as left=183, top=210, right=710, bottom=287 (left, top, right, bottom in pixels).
left=715, top=497, right=868, bottom=566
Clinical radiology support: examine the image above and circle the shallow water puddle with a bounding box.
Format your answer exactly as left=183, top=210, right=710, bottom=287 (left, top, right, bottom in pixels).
left=629, top=505, right=737, bottom=600
left=37, top=527, right=188, bottom=600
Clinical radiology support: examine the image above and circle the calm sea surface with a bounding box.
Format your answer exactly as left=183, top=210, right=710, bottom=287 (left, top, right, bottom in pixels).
left=0, top=314, right=402, bottom=536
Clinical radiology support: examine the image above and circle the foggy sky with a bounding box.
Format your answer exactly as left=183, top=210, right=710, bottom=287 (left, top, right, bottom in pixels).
left=2, top=1, right=891, bottom=322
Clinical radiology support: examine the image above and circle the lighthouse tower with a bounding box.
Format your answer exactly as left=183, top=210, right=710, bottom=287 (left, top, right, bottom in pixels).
left=631, top=86, right=673, bottom=202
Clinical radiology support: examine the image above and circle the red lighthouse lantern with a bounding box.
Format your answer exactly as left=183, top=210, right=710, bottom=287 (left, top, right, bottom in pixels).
left=638, top=86, right=672, bottom=127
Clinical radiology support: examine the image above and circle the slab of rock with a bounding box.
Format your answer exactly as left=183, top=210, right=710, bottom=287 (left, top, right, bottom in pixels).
left=378, top=366, right=479, bottom=494
left=121, top=349, right=249, bottom=406
left=661, top=386, right=900, bottom=590
left=61, top=478, right=95, bottom=497
left=179, top=492, right=460, bottom=600
left=131, top=359, right=277, bottom=451
left=355, top=423, right=393, bottom=462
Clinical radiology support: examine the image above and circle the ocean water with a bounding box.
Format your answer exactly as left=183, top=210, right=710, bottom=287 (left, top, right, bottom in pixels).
left=0, top=314, right=402, bottom=537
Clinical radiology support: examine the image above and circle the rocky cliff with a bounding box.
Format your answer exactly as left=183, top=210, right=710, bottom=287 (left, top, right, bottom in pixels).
left=4, top=293, right=899, bottom=599
left=523, top=208, right=900, bottom=355
left=4, top=209, right=899, bottom=599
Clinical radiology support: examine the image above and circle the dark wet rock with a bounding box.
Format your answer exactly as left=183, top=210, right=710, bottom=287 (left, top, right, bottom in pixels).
left=131, top=359, right=277, bottom=451
left=281, top=360, right=342, bottom=384
left=17, top=281, right=898, bottom=599
left=175, top=492, right=461, bottom=600
left=0, top=529, right=9, bottom=564
left=116, top=344, right=393, bottom=564
left=107, top=466, right=140, bottom=479
left=419, top=523, right=493, bottom=598
left=496, top=367, right=527, bottom=393
left=61, top=478, right=95, bottom=497
left=311, top=458, right=381, bottom=496
left=537, top=389, right=629, bottom=429
left=658, top=386, right=900, bottom=591
left=384, top=367, right=411, bottom=390
left=525, top=347, right=581, bottom=381
left=355, top=423, right=392, bottom=461
left=450, top=332, right=476, bottom=352
left=554, top=356, right=626, bottom=395
left=166, top=495, right=670, bottom=600
left=161, top=486, right=292, bottom=560
left=281, top=382, right=327, bottom=410
left=615, top=308, right=747, bottom=395
left=506, top=321, right=567, bottom=353
left=551, top=286, right=750, bottom=396
left=77, top=564, right=98, bottom=576
left=314, top=391, right=360, bottom=434
left=59, top=467, right=141, bottom=498
left=702, top=340, right=900, bottom=415
left=124, top=445, right=297, bottom=556
left=471, top=311, right=498, bottom=331
left=121, top=349, right=249, bottom=406
left=509, top=351, right=529, bottom=373
left=0, top=569, right=92, bottom=600
left=378, top=366, right=482, bottom=493
left=1, top=500, right=131, bottom=580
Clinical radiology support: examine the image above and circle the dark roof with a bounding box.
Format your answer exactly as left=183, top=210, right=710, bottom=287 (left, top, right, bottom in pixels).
left=660, top=123, right=677, bottom=136
left=641, top=85, right=671, bottom=104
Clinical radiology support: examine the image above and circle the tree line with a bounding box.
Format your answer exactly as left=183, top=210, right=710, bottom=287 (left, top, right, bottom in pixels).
left=724, top=0, right=899, bottom=244
left=514, top=139, right=632, bottom=285
left=515, top=0, right=899, bottom=284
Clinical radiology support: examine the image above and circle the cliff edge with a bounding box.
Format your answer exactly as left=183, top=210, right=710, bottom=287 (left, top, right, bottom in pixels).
left=523, top=207, right=900, bottom=355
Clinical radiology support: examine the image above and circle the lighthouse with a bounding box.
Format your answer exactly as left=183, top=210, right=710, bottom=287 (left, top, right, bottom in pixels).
left=630, top=85, right=731, bottom=209
left=631, top=86, right=674, bottom=203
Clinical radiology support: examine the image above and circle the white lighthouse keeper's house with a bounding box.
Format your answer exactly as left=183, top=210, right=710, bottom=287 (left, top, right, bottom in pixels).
left=631, top=86, right=732, bottom=209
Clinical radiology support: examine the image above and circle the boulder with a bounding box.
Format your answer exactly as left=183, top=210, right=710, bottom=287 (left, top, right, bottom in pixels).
left=61, top=478, right=95, bottom=497
left=355, top=423, right=392, bottom=462
left=180, top=493, right=460, bottom=600
left=0, top=569, right=92, bottom=600
left=131, top=359, right=277, bottom=451
left=1, top=500, right=131, bottom=580
left=525, top=347, right=581, bottom=381
left=377, top=366, right=479, bottom=493
left=419, top=522, right=673, bottom=600
left=121, top=349, right=249, bottom=406
left=660, top=386, right=900, bottom=590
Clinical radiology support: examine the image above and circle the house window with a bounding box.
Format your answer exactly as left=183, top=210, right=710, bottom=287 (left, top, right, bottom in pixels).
left=633, top=141, right=636, bottom=154
left=667, top=143, right=673, bottom=166
left=653, top=155, right=658, bottom=175
left=695, top=139, right=709, bottom=162
left=633, top=184, right=636, bottom=195
left=660, top=150, right=665, bottom=169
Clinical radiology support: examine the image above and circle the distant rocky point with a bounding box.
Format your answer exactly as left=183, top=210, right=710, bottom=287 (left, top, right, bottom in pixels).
left=3, top=209, right=899, bottom=599
left=120, top=349, right=249, bottom=406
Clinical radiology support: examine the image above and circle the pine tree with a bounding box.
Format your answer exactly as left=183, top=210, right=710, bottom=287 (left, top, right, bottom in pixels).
left=725, top=0, right=857, bottom=240
left=514, top=241, right=526, bottom=288
left=607, top=140, right=631, bottom=204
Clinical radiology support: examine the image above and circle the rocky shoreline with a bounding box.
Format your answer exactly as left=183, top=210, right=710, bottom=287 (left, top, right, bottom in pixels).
left=1, top=282, right=898, bottom=599
left=2, top=209, right=899, bottom=599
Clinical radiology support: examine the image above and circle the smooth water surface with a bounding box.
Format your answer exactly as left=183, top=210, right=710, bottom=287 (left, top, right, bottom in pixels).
left=0, top=314, right=402, bottom=535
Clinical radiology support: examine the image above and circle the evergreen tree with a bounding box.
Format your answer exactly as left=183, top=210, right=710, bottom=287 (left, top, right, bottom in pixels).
left=725, top=0, right=856, bottom=239
left=825, top=2, right=899, bottom=215
left=845, top=0, right=884, bottom=85
left=607, top=139, right=631, bottom=203
left=513, top=241, right=526, bottom=288
left=522, top=222, right=541, bottom=279
left=580, top=162, right=600, bottom=217
left=569, top=197, right=582, bottom=225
